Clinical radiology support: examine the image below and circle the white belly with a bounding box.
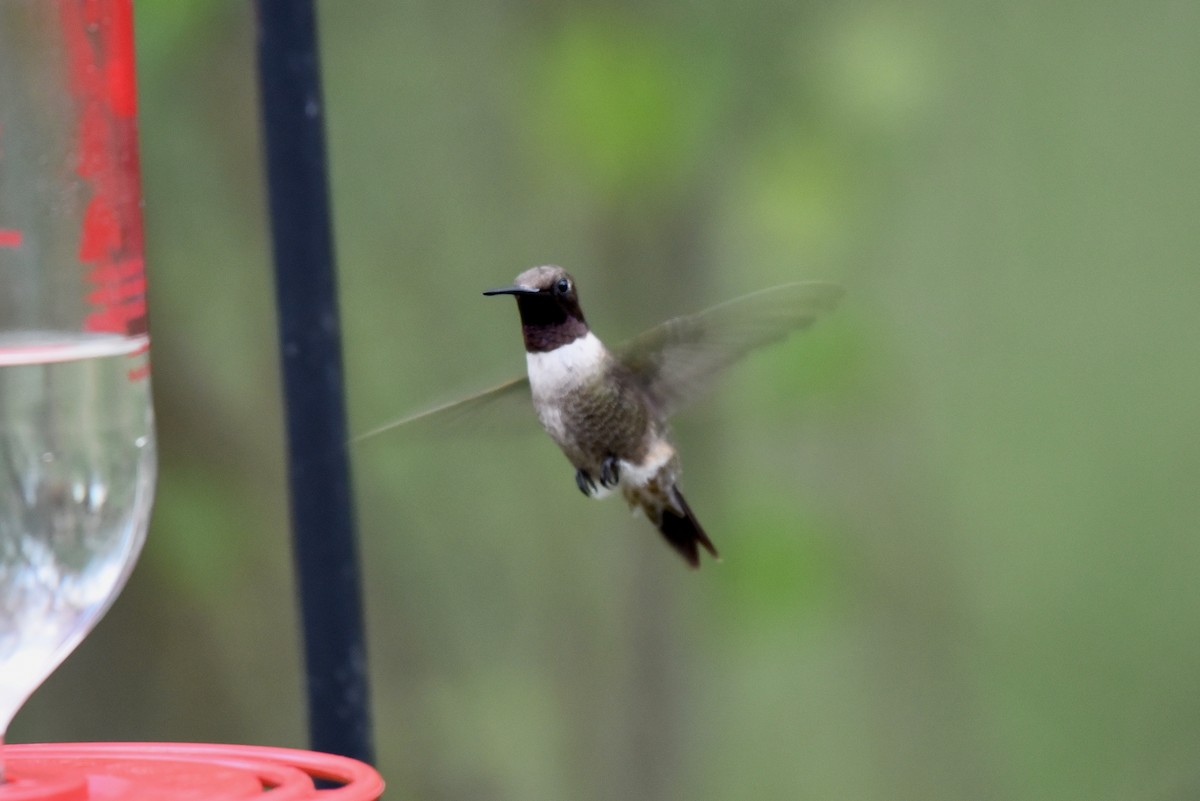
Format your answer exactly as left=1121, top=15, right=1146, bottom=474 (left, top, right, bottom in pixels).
left=527, top=331, right=630, bottom=499
left=525, top=331, right=607, bottom=400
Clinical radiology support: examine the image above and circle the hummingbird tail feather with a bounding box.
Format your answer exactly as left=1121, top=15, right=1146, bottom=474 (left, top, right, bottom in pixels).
left=655, top=487, right=718, bottom=568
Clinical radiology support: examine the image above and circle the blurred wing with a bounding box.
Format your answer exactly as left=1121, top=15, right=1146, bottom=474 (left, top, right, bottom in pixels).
left=351, top=375, right=532, bottom=444
left=352, top=281, right=842, bottom=443
left=616, top=281, right=844, bottom=418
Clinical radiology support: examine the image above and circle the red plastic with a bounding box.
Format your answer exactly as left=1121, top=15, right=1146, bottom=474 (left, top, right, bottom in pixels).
left=0, top=743, right=384, bottom=800
left=57, top=0, right=150, bottom=340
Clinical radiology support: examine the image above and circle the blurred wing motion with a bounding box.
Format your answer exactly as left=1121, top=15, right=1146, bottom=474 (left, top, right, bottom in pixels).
left=616, top=281, right=844, bottom=418
left=351, top=375, right=530, bottom=443
left=352, top=281, right=843, bottom=443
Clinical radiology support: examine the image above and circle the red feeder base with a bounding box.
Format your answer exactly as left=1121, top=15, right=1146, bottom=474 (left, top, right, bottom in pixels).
left=0, top=743, right=383, bottom=800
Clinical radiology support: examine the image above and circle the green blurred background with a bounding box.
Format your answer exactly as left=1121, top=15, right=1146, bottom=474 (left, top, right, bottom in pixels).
left=13, top=0, right=1200, bottom=799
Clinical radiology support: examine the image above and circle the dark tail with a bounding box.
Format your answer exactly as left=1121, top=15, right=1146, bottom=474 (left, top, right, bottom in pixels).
left=657, top=487, right=719, bottom=568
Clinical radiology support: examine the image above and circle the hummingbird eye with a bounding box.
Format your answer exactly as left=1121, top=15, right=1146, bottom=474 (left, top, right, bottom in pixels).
left=555, top=277, right=571, bottom=295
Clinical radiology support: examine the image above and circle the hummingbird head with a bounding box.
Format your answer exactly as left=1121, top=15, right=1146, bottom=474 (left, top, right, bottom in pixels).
left=484, top=265, right=590, bottom=352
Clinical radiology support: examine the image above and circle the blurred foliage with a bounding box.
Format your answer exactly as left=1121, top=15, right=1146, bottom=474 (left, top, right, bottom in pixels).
left=11, top=0, right=1200, bottom=800
left=526, top=9, right=728, bottom=199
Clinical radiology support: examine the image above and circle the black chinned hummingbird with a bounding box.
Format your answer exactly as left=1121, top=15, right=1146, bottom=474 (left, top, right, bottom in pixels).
left=356, top=266, right=842, bottom=568
left=481, top=266, right=842, bottom=568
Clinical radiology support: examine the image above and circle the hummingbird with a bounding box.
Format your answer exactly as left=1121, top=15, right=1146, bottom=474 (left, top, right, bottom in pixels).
left=481, top=266, right=841, bottom=568
left=356, top=266, right=841, bottom=568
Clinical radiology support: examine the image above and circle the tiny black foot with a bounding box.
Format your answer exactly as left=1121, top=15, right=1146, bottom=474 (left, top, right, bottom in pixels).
left=599, top=456, right=621, bottom=488
left=575, top=468, right=597, bottom=497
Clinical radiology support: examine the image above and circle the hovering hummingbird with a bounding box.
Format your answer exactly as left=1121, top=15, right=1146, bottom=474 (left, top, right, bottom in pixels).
left=357, top=266, right=842, bottom=568
left=487, top=265, right=843, bottom=568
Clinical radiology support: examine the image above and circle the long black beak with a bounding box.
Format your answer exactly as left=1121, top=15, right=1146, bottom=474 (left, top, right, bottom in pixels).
left=483, top=285, right=541, bottom=296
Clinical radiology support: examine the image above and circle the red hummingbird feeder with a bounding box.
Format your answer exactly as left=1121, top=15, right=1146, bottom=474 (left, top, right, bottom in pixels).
left=0, top=2, right=382, bottom=798
left=0, top=743, right=384, bottom=800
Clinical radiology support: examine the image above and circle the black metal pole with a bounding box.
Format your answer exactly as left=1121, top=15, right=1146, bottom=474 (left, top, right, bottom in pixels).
left=254, top=0, right=374, bottom=764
